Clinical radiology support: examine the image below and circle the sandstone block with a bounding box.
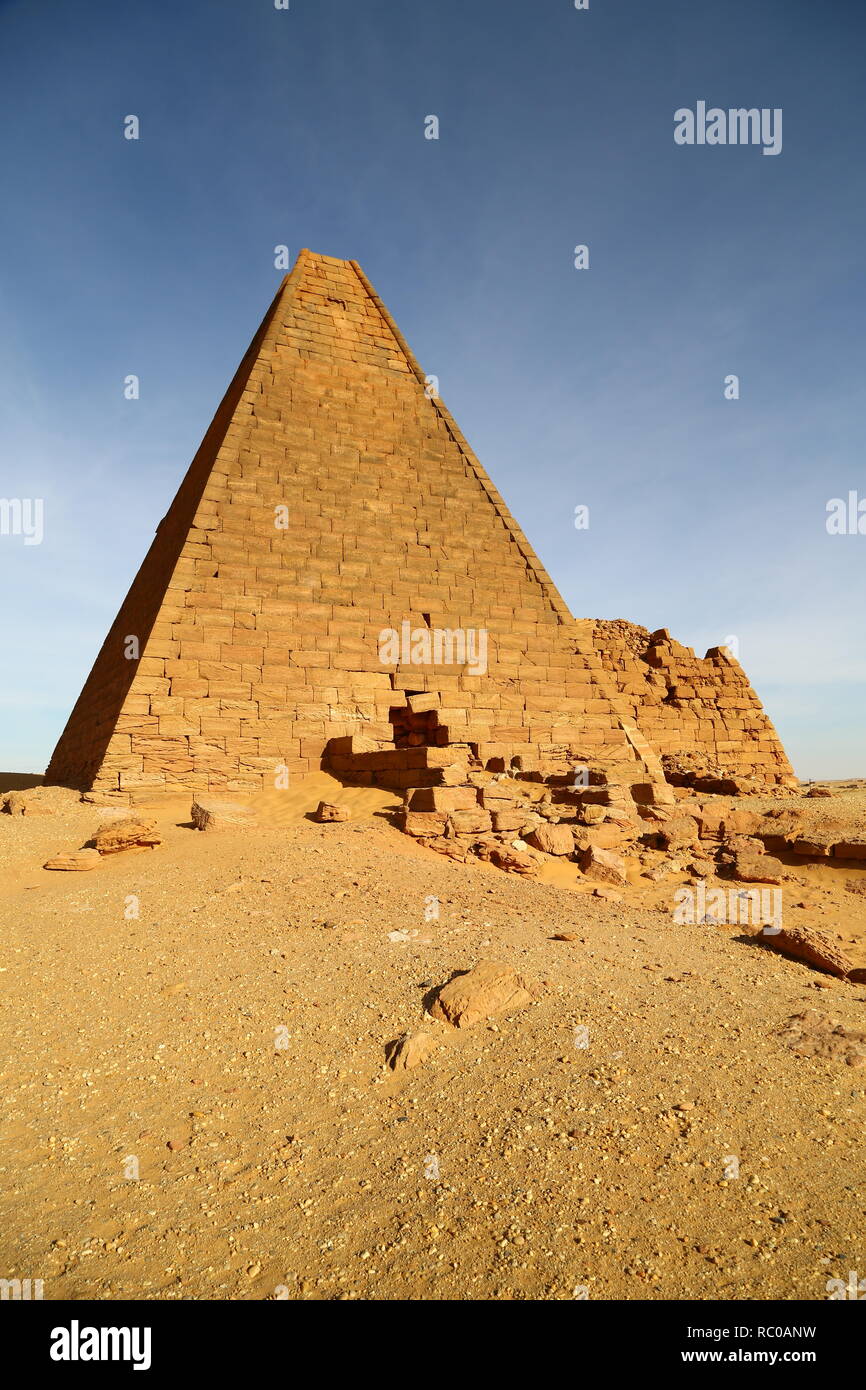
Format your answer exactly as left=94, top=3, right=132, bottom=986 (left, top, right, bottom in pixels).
left=833, top=841, right=866, bottom=860
left=401, top=811, right=448, bottom=837
left=723, top=844, right=784, bottom=884
left=93, top=819, right=162, bottom=853
left=447, top=809, right=492, bottom=835
left=487, top=846, right=541, bottom=876
left=44, top=848, right=101, bottom=872
left=573, top=823, right=631, bottom=852
left=792, top=837, right=834, bottom=857
left=655, top=814, right=700, bottom=851
left=526, top=823, right=574, bottom=856
left=479, top=785, right=520, bottom=806
left=429, top=961, right=536, bottom=1028
left=491, top=810, right=532, bottom=833
left=406, top=786, right=478, bottom=813
left=580, top=845, right=627, bottom=886
left=759, top=926, right=853, bottom=980
left=190, top=799, right=257, bottom=832
left=386, top=1032, right=437, bottom=1070
left=405, top=693, right=440, bottom=714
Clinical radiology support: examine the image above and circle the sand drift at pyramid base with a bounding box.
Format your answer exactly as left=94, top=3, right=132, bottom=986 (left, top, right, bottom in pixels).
left=45, top=251, right=796, bottom=825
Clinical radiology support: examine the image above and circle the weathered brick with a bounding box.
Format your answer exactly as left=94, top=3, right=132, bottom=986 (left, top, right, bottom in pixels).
left=44, top=252, right=792, bottom=798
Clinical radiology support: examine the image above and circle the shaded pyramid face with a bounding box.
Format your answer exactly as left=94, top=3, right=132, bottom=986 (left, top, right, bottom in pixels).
left=46, top=251, right=635, bottom=798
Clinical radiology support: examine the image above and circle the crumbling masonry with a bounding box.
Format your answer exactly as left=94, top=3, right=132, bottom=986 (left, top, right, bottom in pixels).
left=46, top=251, right=795, bottom=810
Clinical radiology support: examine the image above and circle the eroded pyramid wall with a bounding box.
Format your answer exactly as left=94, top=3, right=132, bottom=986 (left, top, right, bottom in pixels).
left=46, top=251, right=635, bottom=797
left=588, top=620, right=794, bottom=783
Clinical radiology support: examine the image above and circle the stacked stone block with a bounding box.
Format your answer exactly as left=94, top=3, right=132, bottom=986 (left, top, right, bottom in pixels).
left=45, top=252, right=793, bottom=798
left=587, top=620, right=794, bottom=786
left=46, top=251, right=633, bottom=796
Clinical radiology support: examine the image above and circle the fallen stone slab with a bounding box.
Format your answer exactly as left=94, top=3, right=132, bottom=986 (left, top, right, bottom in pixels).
left=630, top=780, right=677, bottom=808
left=487, top=846, right=540, bottom=876
left=406, top=786, right=477, bottom=813
left=190, top=799, right=256, bottom=832
left=580, top=845, right=627, bottom=886
left=43, top=848, right=101, bottom=872
left=792, top=836, right=834, bottom=857
left=93, top=819, right=162, bottom=854
left=315, top=801, right=350, bottom=823
left=733, top=850, right=783, bottom=884
left=573, top=823, right=631, bottom=852
left=758, top=925, right=854, bottom=979
left=385, top=1032, right=437, bottom=1071
left=695, top=806, right=725, bottom=841
left=833, top=841, right=866, bottom=860
left=603, top=807, right=641, bottom=830
left=720, top=809, right=765, bottom=838
left=429, top=960, right=536, bottom=1029
left=645, top=859, right=680, bottom=882
left=694, top=774, right=758, bottom=796
left=401, top=810, right=448, bottom=837
left=720, top=838, right=785, bottom=883
left=424, top=837, right=471, bottom=862
left=730, top=853, right=784, bottom=884
left=526, top=823, right=574, bottom=856
left=654, top=814, right=700, bottom=851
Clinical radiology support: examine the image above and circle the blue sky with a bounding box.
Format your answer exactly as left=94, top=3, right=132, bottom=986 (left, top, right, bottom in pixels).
left=0, top=0, right=864, bottom=778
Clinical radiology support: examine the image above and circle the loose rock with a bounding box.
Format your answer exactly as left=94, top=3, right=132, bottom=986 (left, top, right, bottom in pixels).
left=190, top=799, right=256, bottom=832
left=526, top=823, right=575, bottom=856
left=429, top=960, right=536, bottom=1028
left=580, top=845, right=628, bottom=886
left=43, top=848, right=101, bottom=872
left=385, top=1032, right=437, bottom=1070
left=758, top=925, right=853, bottom=979
left=93, top=819, right=162, bottom=854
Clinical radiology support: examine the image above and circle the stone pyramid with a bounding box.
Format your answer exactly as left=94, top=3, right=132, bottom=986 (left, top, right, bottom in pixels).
left=46, top=250, right=794, bottom=800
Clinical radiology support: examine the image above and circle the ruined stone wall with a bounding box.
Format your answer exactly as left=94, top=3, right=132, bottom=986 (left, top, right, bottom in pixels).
left=47, top=251, right=632, bottom=797
left=47, top=251, right=796, bottom=800
left=587, top=619, right=795, bottom=785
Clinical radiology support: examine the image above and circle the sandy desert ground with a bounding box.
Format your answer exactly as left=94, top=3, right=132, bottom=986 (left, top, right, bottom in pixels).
left=2, top=773, right=865, bottom=1301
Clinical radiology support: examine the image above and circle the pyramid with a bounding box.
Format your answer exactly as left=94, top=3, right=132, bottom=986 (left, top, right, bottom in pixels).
left=45, top=251, right=794, bottom=799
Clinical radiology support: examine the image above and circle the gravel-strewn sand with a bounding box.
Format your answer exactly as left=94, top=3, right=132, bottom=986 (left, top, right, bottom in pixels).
left=2, top=776, right=865, bottom=1301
